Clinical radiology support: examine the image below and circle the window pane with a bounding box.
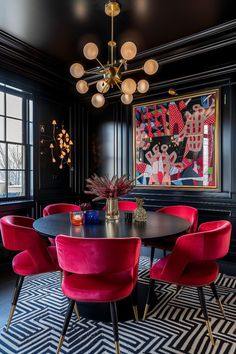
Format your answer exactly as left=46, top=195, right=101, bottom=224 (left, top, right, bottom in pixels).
left=30, top=145, right=33, bottom=170
left=30, top=171, right=34, bottom=196
left=0, top=116, right=5, bottom=140
left=6, top=94, right=22, bottom=119
left=0, top=171, right=6, bottom=198
left=29, top=100, right=33, bottom=122
left=8, top=171, right=25, bottom=197
left=0, top=92, right=4, bottom=115
left=6, top=118, right=23, bottom=143
left=0, top=117, right=5, bottom=140
left=29, top=122, right=33, bottom=144
left=0, top=143, right=6, bottom=168
left=8, top=144, right=24, bottom=169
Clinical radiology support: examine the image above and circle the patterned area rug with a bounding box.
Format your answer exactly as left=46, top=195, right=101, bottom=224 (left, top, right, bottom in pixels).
left=0, top=257, right=235, bottom=354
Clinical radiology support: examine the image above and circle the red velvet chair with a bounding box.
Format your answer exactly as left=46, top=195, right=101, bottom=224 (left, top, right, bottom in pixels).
left=117, top=200, right=137, bottom=211
left=0, top=215, right=61, bottom=331
left=43, top=203, right=81, bottom=217
left=146, top=205, right=198, bottom=265
left=43, top=203, right=81, bottom=245
left=103, top=200, right=138, bottom=211
left=143, top=220, right=232, bottom=346
left=55, top=236, right=141, bottom=354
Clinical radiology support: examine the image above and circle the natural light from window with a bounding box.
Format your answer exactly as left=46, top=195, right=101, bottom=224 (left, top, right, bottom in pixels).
left=0, top=82, right=33, bottom=200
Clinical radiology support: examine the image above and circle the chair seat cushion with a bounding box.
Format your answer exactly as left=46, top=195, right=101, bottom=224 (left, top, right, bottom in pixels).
left=12, top=247, right=60, bottom=276
left=62, top=272, right=134, bottom=302
left=150, top=256, right=219, bottom=286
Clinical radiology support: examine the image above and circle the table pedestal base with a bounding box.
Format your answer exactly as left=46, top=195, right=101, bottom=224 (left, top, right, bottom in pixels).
left=76, top=282, right=156, bottom=322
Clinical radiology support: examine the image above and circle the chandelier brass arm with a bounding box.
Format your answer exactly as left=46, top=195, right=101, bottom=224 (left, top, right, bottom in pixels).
left=84, top=70, right=105, bottom=75
left=121, top=67, right=144, bottom=75
left=70, top=0, right=159, bottom=108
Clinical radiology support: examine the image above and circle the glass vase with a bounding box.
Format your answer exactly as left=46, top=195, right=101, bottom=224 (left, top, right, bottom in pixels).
left=105, top=197, right=119, bottom=221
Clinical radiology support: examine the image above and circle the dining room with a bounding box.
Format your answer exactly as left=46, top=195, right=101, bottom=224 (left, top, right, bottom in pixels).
left=0, top=1, right=236, bottom=353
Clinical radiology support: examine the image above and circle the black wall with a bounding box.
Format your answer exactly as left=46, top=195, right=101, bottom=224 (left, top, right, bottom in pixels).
left=78, top=21, right=236, bottom=266
left=0, top=31, right=80, bottom=261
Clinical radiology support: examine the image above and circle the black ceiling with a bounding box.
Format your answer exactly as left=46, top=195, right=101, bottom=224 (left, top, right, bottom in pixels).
left=1, top=0, right=236, bottom=70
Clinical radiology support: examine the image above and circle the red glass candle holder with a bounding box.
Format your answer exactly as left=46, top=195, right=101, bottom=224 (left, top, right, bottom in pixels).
left=70, top=211, right=84, bottom=226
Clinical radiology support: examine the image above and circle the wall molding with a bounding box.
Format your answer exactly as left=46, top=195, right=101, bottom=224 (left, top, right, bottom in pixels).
left=1, top=20, right=236, bottom=89
left=136, top=19, right=236, bottom=61
left=0, top=30, right=71, bottom=91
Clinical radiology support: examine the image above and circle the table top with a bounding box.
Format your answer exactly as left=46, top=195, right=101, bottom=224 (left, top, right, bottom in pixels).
left=33, top=211, right=191, bottom=241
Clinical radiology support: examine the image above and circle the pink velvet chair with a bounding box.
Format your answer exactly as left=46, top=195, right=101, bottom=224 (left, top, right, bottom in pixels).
left=0, top=215, right=60, bottom=331
left=117, top=200, right=138, bottom=211
left=43, top=203, right=81, bottom=217
left=55, top=236, right=141, bottom=354
left=43, top=203, right=81, bottom=245
left=103, top=200, right=137, bottom=211
left=145, top=205, right=198, bottom=265
left=143, top=220, right=232, bottom=346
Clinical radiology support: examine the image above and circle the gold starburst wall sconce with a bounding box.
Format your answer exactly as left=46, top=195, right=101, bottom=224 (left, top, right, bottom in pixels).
left=40, top=120, right=73, bottom=170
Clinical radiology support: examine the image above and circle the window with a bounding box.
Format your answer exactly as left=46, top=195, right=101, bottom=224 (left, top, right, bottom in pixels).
left=0, top=83, right=33, bottom=200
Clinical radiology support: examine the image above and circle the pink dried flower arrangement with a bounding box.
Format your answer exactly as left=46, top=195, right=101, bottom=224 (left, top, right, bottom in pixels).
left=80, top=202, right=92, bottom=211
left=84, top=174, right=134, bottom=201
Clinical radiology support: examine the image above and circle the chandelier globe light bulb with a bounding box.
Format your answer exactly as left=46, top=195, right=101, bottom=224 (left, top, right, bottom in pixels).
left=91, top=93, right=105, bottom=108
left=83, top=42, right=99, bottom=60
left=120, top=41, right=137, bottom=60
left=143, top=59, right=159, bottom=75
left=76, top=80, right=89, bottom=94
left=137, top=79, right=149, bottom=93
left=96, top=79, right=110, bottom=93
left=121, top=93, right=133, bottom=105
left=121, top=78, right=137, bottom=95
left=70, top=63, right=85, bottom=78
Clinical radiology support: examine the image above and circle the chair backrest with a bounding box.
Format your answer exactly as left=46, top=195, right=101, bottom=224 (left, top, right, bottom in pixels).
left=1, top=215, right=36, bottom=250
left=158, top=205, right=198, bottom=233
left=160, top=220, right=232, bottom=283
left=56, top=236, right=141, bottom=280
left=197, top=220, right=232, bottom=259
left=103, top=200, right=138, bottom=211
left=0, top=215, right=56, bottom=272
left=43, top=203, right=81, bottom=217
left=118, top=201, right=138, bottom=211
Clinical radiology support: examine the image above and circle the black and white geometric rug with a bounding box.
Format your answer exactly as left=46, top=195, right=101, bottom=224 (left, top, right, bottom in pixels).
left=0, top=257, right=235, bottom=354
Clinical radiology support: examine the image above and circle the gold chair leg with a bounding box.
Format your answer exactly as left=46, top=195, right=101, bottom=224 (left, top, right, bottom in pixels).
left=6, top=305, right=16, bottom=332
left=132, top=305, right=139, bottom=321
left=115, top=340, right=121, bottom=354
left=217, top=299, right=226, bottom=318
left=205, top=320, right=215, bottom=346
left=10, top=286, right=18, bottom=303
left=56, top=335, right=65, bottom=354
left=142, top=304, right=149, bottom=320
left=74, top=303, right=80, bottom=320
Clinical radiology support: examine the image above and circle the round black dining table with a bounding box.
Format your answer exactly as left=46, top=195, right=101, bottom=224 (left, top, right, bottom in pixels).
left=33, top=211, right=191, bottom=321
left=33, top=210, right=191, bottom=241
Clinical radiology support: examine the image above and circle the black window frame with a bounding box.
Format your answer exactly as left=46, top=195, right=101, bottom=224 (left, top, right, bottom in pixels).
left=0, top=83, right=33, bottom=201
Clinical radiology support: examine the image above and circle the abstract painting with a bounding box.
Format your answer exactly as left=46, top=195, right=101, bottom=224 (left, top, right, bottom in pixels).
left=133, top=89, right=219, bottom=189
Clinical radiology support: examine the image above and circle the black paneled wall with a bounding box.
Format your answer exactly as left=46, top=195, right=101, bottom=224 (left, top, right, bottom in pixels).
left=77, top=22, right=236, bottom=265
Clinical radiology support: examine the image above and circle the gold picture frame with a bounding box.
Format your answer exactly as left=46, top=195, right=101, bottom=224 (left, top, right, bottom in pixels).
left=133, top=89, right=220, bottom=190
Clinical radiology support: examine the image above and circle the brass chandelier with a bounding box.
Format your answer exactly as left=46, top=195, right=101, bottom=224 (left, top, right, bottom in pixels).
left=70, top=0, right=159, bottom=108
